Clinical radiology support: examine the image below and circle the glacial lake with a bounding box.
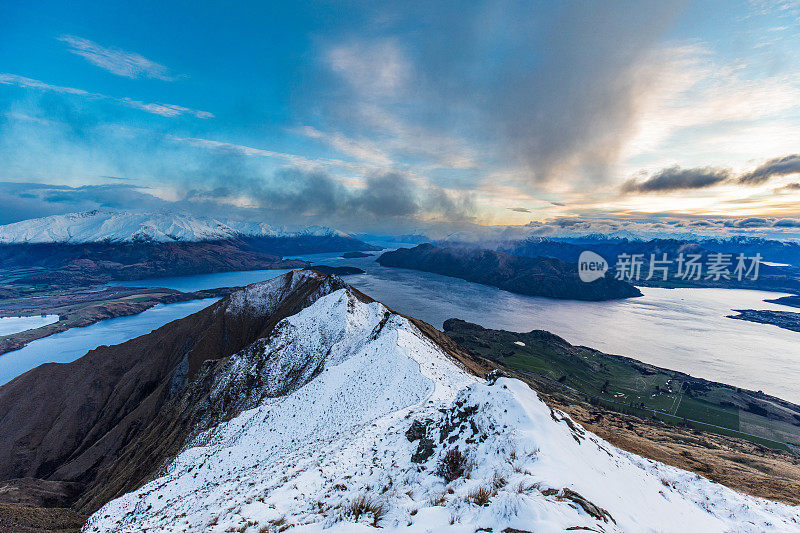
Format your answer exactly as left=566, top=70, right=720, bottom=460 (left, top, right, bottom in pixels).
left=2, top=249, right=799, bottom=403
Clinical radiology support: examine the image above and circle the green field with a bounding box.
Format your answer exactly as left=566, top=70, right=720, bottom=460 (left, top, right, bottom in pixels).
left=444, top=319, right=800, bottom=451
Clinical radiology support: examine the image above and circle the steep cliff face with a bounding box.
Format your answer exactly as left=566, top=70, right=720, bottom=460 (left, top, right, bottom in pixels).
left=377, top=243, right=642, bottom=300
left=0, top=271, right=349, bottom=507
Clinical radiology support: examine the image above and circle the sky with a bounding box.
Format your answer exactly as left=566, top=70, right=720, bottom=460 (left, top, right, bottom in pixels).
left=1, top=0, right=800, bottom=236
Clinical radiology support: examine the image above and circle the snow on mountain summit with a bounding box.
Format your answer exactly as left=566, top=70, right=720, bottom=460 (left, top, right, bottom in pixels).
left=83, top=276, right=800, bottom=532
left=0, top=210, right=348, bottom=244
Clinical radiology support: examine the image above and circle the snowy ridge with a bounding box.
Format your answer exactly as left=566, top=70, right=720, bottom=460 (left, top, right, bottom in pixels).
left=84, top=287, right=800, bottom=532
left=0, top=210, right=349, bottom=244
left=224, top=269, right=343, bottom=317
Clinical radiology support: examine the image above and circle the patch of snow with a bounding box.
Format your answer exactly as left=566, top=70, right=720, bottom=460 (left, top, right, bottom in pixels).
left=513, top=341, right=525, bottom=347
left=84, top=292, right=800, bottom=533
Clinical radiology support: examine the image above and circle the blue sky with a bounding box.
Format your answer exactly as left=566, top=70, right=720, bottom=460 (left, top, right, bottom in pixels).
left=1, top=0, right=800, bottom=233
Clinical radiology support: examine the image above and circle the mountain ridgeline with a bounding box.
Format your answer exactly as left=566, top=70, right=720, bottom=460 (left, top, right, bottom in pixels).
left=0, top=272, right=798, bottom=531
left=377, top=243, right=642, bottom=300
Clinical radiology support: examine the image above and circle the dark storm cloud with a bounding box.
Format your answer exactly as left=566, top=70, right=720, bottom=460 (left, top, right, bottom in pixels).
left=176, top=150, right=475, bottom=230
left=621, top=165, right=731, bottom=193
left=622, top=154, right=800, bottom=196
left=306, top=0, right=686, bottom=184
left=739, top=154, right=800, bottom=185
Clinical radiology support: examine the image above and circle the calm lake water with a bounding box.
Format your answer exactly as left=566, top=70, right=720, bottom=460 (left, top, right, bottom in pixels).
left=0, top=299, right=218, bottom=386
left=0, top=315, right=59, bottom=336
left=3, top=249, right=799, bottom=403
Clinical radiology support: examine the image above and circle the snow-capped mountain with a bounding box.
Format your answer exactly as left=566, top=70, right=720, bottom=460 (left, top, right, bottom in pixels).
left=81, top=273, right=800, bottom=532
left=0, top=210, right=349, bottom=244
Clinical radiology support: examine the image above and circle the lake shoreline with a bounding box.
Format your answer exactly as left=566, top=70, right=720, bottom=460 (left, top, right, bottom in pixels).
left=0, top=286, right=239, bottom=356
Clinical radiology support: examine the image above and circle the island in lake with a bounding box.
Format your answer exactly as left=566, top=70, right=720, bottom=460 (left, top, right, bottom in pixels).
left=377, top=243, right=641, bottom=301
left=340, top=251, right=374, bottom=258
left=303, top=265, right=365, bottom=276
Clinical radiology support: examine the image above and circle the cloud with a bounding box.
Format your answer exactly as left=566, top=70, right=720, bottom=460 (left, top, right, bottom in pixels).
left=0, top=74, right=212, bottom=119
left=774, top=218, right=800, bottom=227
left=300, top=1, right=686, bottom=185
left=508, top=207, right=531, bottom=213
left=120, top=99, right=213, bottom=119
left=177, top=149, right=475, bottom=230
left=622, top=165, right=732, bottom=193
left=58, top=35, right=174, bottom=80
left=726, top=217, right=770, bottom=228
left=775, top=182, right=800, bottom=192
left=0, top=182, right=172, bottom=224
left=0, top=74, right=88, bottom=95
left=738, top=154, right=800, bottom=184
left=621, top=154, right=800, bottom=194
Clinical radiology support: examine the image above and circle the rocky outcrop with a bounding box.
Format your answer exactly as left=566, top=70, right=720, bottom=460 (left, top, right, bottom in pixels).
left=377, top=243, right=641, bottom=300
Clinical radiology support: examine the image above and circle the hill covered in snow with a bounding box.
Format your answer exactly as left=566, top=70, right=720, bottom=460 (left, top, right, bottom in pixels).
left=73, top=274, right=799, bottom=532
left=0, top=210, right=350, bottom=244
left=0, top=271, right=797, bottom=530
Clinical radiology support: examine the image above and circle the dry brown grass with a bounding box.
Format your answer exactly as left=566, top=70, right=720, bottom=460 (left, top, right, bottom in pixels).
left=467, top=485, right=492, bottom=506
left=342, top=495, right=386, bottom=526
left=0, top=503, right=87, bottom=533
left=436, top=448, right=469, bottom=482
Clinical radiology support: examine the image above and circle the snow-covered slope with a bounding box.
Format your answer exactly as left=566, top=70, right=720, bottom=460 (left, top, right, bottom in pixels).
left=0, top=210, right=348, bottom=244
left=84, top=287, right=800, bottom=532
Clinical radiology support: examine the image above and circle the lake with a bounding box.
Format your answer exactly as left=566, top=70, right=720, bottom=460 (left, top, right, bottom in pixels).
left=0, top=299, right=219, bottom=386
left=0, top=314, right=59, bottom=336
left=3, top=249, right=799, bottom=403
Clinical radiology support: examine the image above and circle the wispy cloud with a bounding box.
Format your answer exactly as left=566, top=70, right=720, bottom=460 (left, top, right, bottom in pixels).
left=0, top=73, right=212, bottom=119
left=0, top=74, right=88, bottom=95
left=120, top=99, right=213, bottom=119
left=58, top=35, right=175, bottom=80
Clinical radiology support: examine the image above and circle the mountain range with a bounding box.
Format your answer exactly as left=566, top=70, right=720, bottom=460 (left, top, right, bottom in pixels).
left=0, top=271, right=797, bottom=531
left=0, top=211, right=376, bottom=288
left=0, top=210, right=351, bottom=244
